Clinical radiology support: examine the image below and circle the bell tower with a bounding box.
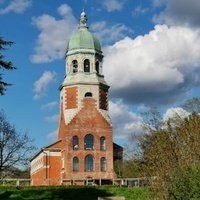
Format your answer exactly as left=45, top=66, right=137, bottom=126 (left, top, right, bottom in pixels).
left=30, top=11, right=120, bottom=186
left=58, top=11, right=114, bottom=183
left=60, top=11, right=111, bottom=128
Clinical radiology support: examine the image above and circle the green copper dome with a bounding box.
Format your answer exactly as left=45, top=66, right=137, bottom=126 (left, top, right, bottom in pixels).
left=67, top=29, right=101, bottom=52
left=66, top=11, right=102, bottom=53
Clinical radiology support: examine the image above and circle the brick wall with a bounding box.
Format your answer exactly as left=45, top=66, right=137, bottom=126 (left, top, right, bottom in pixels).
left=31, top=150, right=61, bottom=186
left=31, top=94, right=114, bottom=185
left=65, top=87, right=78, bottom=109
left=59, top=97, right=114, bottom=180
left=99, top=88, right=108, bottom=110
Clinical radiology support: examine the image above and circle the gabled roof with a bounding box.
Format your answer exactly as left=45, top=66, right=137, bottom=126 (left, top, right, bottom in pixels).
left=113, top=142, right=123, bottom=150
left=30, top=140, right=62, bottom=161
left=44, top=139, right=62, bottom=149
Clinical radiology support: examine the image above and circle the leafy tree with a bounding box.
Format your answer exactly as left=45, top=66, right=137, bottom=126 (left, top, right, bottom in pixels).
left=121, top=107, right=164, bottom=179
left=0, top=36, right=16, bottom=95
left=10, top=167, right=30, bottom=178
left=169, top=166, right=200, bottom=200
left=138, top=113, right=200, bottom=199
left=114, top=160, right=123, bottom=178
left=136, top=107, right=164, bottom=167
left=0, top=110, right=35, bottom=177
left=2, top=166, right=30, bottom=179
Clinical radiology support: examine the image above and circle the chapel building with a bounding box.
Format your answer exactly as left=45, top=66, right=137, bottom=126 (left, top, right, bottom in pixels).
left=30, top=11, right=123, bottom=186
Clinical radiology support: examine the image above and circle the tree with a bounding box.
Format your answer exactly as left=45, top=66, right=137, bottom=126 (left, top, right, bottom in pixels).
left=169, top=165, right=200, bottom=200
left=180, top=97, right=200, bottom=113
left=120, top=107, right=164, bottom=179
left=141, top=106, right=163, bottom=132
left=0, top=110, right=35, bottom=177
left=138, top=113, right=200, bottom=199
left=0, top=36, right=16, bottom=95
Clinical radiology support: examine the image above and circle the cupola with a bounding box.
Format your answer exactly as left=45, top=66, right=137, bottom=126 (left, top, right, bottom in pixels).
left=66, top=11, right=102, bottom=55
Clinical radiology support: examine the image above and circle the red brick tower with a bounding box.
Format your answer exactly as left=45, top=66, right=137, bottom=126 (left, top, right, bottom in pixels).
left=59, top=11, right=114, bottom=184
left=31, top=11, right=114, bottom=185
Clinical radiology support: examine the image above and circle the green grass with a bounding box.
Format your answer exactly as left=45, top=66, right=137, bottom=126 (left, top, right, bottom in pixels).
left=0, top=186, right=153, bottom=200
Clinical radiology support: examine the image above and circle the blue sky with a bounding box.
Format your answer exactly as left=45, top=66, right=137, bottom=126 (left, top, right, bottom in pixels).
left=1, top=0, right=200, bottom=149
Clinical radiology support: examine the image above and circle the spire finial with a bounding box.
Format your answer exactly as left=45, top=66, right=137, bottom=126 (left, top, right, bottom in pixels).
left=79, top=10, right=88, bottom=29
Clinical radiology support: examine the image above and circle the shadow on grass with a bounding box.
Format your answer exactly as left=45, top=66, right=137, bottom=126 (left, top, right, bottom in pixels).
left=0, top=191, right=13, bottom=200
left=0, top=186, right=113, bottom=200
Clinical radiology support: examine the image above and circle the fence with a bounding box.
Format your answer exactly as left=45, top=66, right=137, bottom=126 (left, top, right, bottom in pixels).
left=0, top=178, right=145, bottom=187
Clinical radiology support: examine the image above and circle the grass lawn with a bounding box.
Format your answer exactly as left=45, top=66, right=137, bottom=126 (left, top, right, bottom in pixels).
left=0, top=186, right=153, bottom=200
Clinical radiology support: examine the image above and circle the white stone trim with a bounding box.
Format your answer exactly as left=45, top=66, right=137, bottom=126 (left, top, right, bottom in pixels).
left=30, top=150, right=61, bottom=175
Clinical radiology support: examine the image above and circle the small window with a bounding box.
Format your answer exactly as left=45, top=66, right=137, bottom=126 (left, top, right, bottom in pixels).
left=85, top=134, right=94, bottom=150
left=95, top=61, right=99, bottom=73
left=100, top=157, right=106, bottom=172
left=84, top=59, right=90, bottom=72
left=73, top=157, right=79, bottom=171
left=72, top=60, right=78, bottom=73
left=85, top=92, right=92, bottom=97
left=85, top=155, right=94, bottom=171
left=100, top=136, right=106, bottom=150
left=73, top=136, right=79, bottom=150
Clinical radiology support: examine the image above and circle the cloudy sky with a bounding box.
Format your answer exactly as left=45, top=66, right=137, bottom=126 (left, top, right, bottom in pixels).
left=0, top=0, right=200, bottom=148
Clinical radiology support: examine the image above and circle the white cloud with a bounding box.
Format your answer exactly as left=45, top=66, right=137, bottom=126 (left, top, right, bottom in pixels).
left=132, top=6, right=149, bottom=16
left=41, top=101, right=58, bottom=111
left=104, top=25, right=200, bottom=105
left=152, top=0, right=167, bottom=7
left=33, top=71, right=56, bottom=100
left=47, top=129, right=58, bottom=141
left=103, top=0, right=124, bottom=12
left=0, top=0, right=31, bottom=14
left=31, top=4, right=77, bottom=63
left=45, top=114, right=59, bottom=123
left=109, top=101, right=143, bottom=141
left=163, top=107, right=190, bottom=122
left=152, top=0, right=200, bottom=27
left=90, top=21, right=133, bottom=44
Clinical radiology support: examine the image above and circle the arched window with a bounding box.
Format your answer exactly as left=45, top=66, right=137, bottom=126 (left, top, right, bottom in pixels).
left=85, top=155, right=94, bottom=171
left=84, top=134, right=94, bottom=150
left=84, top=59, right=90, bottom=72
left=72, top=60, right=78, bottom=73
left=73, top=157, right=79, bottom=171
left=95, top=61, right=99, bottom=73
left=73, top=136, right=79, bottom=150
left=100, top=136, right=106, bottom=150
left=85, top=92, right=92, bottom=97
left=100, top=157, right=106, bottom=172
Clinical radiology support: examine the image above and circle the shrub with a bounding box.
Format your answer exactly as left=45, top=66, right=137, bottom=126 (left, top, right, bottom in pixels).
left=169, top=166, right=200, bottom=200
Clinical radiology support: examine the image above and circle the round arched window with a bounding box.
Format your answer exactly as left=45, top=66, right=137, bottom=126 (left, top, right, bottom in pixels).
left=100, top=136, right=106, bottom=150
left=84, top=59, right=90, bottom=72
left=73, top=157, right=79, bottom=171
left=95, top=61, right=99, bottom=73
left=85, top=155, right=94, bottom=171
left=85, top=92, right=92, bottom=97
left=84, top=134, right=94, bottom=150
left=100, top=157, right=106, bottom=172
left=72, top=60, right=78, bottom=73
left=73, top=136, right=79, bottom=150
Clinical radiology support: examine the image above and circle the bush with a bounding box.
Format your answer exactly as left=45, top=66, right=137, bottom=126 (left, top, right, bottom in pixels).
left=169, top=166, right=200, bottom=200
